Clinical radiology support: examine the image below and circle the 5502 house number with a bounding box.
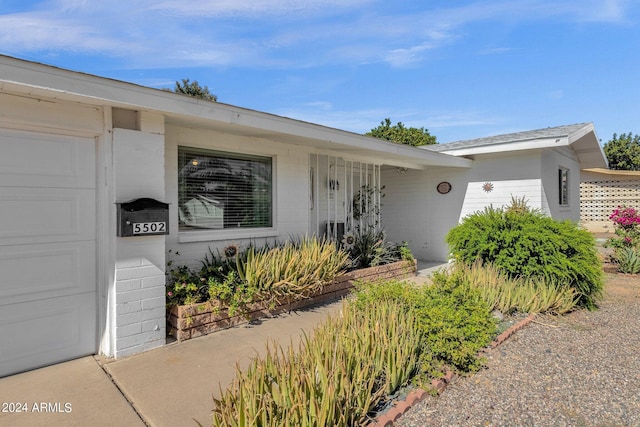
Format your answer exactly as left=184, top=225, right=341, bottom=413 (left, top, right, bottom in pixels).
left=133, top=222, right=166, bottom=234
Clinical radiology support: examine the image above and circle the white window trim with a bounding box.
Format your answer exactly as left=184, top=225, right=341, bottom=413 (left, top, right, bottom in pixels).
left=178, top=227, right=279, bottom=243
left=177, top=145, right=277, bottom=235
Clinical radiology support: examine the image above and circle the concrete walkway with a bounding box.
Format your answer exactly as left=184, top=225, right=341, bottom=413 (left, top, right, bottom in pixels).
left=0, top=264, right=446, bottom=427
left=0, top=356, right=145, bottom=427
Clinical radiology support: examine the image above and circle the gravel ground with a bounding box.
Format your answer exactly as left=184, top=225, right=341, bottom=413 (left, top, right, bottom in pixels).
left=397, top=272, right=640, bottom=427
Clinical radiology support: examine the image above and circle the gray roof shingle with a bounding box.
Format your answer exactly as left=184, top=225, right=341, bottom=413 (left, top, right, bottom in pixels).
left=425, top=122, right=592, bottom=152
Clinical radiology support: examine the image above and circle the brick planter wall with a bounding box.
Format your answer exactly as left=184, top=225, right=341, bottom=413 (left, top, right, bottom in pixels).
left=167, top=259, right=417, bottom=341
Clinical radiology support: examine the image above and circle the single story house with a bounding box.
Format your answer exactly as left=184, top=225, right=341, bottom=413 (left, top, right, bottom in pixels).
left=0, top=55, right=607, bottom=377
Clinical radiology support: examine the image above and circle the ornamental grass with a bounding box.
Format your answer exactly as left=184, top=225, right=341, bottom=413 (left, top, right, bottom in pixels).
left=455, top=261, right=579, bottom=315
left=212, top=277, right=498, bottom=426
left=236, top=237, right=350, bottom=304
left=212, top=298, right=422, bottom=427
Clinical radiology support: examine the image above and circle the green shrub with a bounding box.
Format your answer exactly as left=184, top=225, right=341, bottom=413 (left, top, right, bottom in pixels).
left=207, top=271, right=256, bottom=316
left=352, top=279, right=420, bottom=310
left=212, top=298, right=422, bottom=426
left=396, top=241, right=415, bottom=262
left=165, top=263, right=204, bottom=307
left=353, top=278, right=496, bottom=377
left=446, top=206, right=603, bottom=309
left=417, top=271, right=496, bottom=375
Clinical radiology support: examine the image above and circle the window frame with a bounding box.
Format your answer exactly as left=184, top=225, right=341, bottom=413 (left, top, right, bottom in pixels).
left=177, top=146, right=275, bottom=237
left=558, top=167, right=569, bottom=206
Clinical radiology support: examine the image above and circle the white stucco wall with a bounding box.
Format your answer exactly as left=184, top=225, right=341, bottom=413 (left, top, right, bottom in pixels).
left=455, top=151, right=543, bottom=218
left=164, top=125, right=311, bottom=268
left=380, top=168, right=430, bottom=259
left=382, top=165, right=471, bottom=262
left=382, top=149, right=582, bottom=262
left=541, top=147, right=581, bottom=222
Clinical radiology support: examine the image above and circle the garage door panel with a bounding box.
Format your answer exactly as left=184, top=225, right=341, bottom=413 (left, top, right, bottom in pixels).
left=0, top=188, right=95, bottom=245
left=0, top=129, right=95, bottom=188
left=0, top=293, right=96, bottom=378
left=0, top=126, right=97, bottom=377
left=0, top=241, right=95, bottom=306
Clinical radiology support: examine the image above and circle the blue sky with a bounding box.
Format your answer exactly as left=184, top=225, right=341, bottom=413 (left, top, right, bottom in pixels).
left=1, top=0, right=638, bottom=143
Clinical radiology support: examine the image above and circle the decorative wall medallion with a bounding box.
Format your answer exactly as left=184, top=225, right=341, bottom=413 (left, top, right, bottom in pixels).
left=436, top=181, right=452, bottom=194
left=482, top=182, right=494, bottom=193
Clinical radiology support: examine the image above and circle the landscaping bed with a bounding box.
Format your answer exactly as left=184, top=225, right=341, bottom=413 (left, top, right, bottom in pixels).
left=168, top=259, right=416, bottom=341
left=395, top=267, right=640, bottom=427
left=207, top=201, right=627, bottom=426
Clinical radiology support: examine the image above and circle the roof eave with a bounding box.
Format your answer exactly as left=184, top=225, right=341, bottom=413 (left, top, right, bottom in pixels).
left=436, top=137, right=570, bottom=157
left=435, top=123, right=608, bottom=169
left=569, top=124, right=609, bottom=169
left=0, top=55, right=472, bottom=170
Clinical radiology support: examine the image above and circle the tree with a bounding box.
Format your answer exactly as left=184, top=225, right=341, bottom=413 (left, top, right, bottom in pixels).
left=603, top=132, right=640, bottom=170
left=365, top=118, right=437, bottom=146
left=171, top=78, right=217, bottom=101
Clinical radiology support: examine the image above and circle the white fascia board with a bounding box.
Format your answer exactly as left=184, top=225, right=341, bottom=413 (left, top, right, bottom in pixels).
left=438, top=137, right=570, bottom=157
left=568, top=124, right=608, bottom=169
left=567, top=122, right=595, bottom=144
left=582, top=168, right=640, bottom=176
left=0, top=55, right=472, bottom=169
left=176, top=104, right=472, bottom=167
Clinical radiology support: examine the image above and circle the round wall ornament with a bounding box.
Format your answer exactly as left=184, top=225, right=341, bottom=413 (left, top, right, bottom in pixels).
left=482, top=182, right=494, bottom=192
left=436, top=181, right=452, bottom=194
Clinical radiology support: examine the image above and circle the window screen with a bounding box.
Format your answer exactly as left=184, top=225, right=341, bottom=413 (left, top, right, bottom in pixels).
left=178, top=147, right=272, bottom=230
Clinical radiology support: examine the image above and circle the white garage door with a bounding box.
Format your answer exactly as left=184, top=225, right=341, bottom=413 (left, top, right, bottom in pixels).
left=0, top=128, right=97, bottom=377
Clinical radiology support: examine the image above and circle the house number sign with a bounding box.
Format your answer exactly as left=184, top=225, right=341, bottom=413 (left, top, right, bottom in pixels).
left=116, top=198, right=170, bottom=237
left=436, top=181, right=452, bottom=194
left=133, top=222, right=167, bottom=234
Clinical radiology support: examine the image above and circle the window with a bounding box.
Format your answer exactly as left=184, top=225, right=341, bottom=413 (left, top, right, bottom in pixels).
left=178, top=147, right=272, bottom=231
left=559, top=168, right=569, bottom=206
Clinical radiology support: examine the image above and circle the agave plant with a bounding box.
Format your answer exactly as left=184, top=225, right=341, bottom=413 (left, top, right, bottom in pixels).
left=347, top=228, right=398, bottom=269
left=615, top=247, right=640, bottom=274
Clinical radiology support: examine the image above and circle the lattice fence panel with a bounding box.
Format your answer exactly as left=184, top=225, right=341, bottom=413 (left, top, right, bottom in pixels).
left=580, top=179, right=640, bottom=223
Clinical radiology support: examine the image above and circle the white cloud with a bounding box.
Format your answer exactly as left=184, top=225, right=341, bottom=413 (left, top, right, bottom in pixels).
left=148, top=0, right=375, bottom=18
left=272, top=102, right=501, bottom=137
left=546, top=90, right=564, bottom=99
left=555, top=0, right=630, bottom=23
left=303, top=101, right=334, bottom=110
left=273, top=105, right=388, bottom=133
left=422, top=112, right=500, bottom=129
left=384, top=42, right=438, bottom=68
left=477, top=47, right=514, bottom=55
left=0, top=0, right=634, bottom=70
left=0, top=13, right=125, bottom=54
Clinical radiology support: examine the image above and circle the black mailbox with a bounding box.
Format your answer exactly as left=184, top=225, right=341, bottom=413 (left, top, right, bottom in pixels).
left=117, top=198, right=169, bottom=237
